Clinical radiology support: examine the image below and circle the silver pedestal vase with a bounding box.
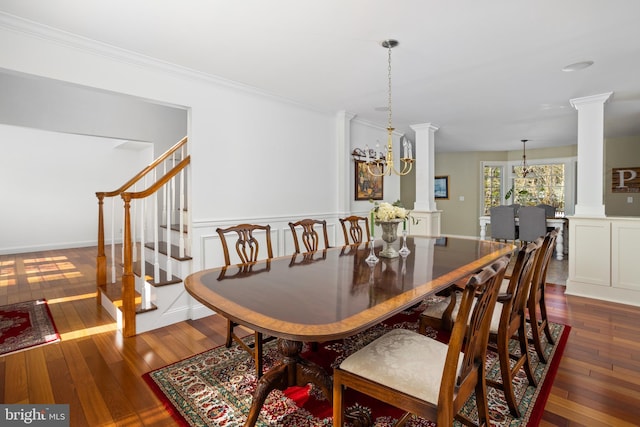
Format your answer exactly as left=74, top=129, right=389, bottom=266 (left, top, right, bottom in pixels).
left=378, top=219, right=402, bottom=258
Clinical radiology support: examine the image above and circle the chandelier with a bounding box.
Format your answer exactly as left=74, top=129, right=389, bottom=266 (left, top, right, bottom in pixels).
left=520, top=139, right=532, bottom=177
left=352, top=39, right=414, bottom=177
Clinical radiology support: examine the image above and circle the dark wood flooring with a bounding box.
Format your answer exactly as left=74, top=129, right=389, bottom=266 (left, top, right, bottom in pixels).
left=1, top=246, right=639, bottom=426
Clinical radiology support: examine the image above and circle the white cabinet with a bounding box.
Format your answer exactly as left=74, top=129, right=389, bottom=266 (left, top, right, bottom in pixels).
left=567, top=216, right=640, bottom=306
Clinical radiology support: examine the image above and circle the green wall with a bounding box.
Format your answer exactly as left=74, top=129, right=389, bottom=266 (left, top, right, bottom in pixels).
left=432, top=145, right=577, bottom=237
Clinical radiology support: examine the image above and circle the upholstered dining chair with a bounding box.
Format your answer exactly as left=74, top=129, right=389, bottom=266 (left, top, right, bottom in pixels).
left=517, top=206, right=547, bottom=243
left=490, top=205, right=517, bottom=243
left=339, top=215, right=371, bottom=245
left=419, top=241, right=540, bottom=418
left=527, top=229, right=558, bottom=363
left=288, top=218, right=330, bottom=253
left=216, top=223, right=274, bottom=377
left=535, top=203, right=556, bottom=218
left=333, top=256, right=510, bottom=427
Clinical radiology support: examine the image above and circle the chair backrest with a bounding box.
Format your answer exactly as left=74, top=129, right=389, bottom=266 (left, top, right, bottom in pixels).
left=216, top=224, right=273, bottom=266
left=339, top=215, right=371, bottom=245
left=529, top=230, right=558, bottom=308
left=288, top=218, right=330, bottom=253
left=518, top=206, right=547, bottom=242
left=444, top=255, right=509, bottom=398
left=500, top=240, right=540, bottom=327
left=536, top=203, right=556, bottom=218
left=490, top=206, right=517, bottom=241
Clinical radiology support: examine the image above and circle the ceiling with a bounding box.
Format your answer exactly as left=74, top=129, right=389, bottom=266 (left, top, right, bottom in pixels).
left=2, top=0, right=640, bottom=152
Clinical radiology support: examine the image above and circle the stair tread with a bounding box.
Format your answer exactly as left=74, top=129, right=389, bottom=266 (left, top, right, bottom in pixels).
left=99, top=282, right=158, bottom=314
left=159, top=223, right=189, bottom=234
left=144, top=241, right=192, bottom=261
left=133, top=261, right=182, bottom=287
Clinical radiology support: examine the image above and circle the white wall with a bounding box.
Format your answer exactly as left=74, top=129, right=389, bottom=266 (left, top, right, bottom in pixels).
left=0, top=16, right=352, bottom=268
left=349, top=119, right=402, bottom=215
left=0, top=124, right=152, bottom=254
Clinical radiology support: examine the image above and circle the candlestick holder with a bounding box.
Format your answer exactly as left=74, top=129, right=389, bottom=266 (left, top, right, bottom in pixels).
left=365, top=238, right=379, bottom=265
left=398, top=230, right=411, bottom=257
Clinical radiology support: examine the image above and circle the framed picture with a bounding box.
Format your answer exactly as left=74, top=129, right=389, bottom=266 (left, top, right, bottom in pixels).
left=434, top=176, right=449, bottom=199
left=355, top=160, right=383, bottom=200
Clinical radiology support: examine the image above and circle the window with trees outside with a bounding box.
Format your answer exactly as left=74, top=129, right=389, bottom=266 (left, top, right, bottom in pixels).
left=482, top=162, right=568, bottom=216
left=482, top=165, right=504, bottom=215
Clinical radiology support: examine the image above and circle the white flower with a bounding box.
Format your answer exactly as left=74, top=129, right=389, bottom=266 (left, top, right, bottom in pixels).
left=374, top=202, right=408, bottom=222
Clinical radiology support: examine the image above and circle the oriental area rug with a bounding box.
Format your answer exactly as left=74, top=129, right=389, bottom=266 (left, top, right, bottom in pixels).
left=0, top=299, right=61, bottom=357
left=144, top=303, right=570, bottom=427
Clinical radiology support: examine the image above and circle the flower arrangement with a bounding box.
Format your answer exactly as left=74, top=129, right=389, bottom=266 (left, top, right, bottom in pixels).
left=373, top=201, right=409, bottom=222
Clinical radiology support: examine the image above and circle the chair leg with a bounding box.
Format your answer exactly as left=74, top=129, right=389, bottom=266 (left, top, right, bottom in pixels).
left=225, top=318, right=234, bottom=348
left=474, top=367, right=491, bottom=427
left=332, top=374, right=344, bottom=427
left=496, top=334, right=521, bottom=418
left=539, top=291, right=555, bottom=344
left=528, top=307, right=548, bottom=363
left=518, top=323, right=537, bottom=388
left=254, top=332, right=263, bottom=378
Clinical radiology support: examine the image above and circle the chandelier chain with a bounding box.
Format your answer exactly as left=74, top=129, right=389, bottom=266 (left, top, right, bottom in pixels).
left=387, top=43, right=393, bottom=130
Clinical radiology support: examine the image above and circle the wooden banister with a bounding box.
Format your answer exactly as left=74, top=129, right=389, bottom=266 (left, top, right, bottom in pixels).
left=96, top=136, right=189, bottom=337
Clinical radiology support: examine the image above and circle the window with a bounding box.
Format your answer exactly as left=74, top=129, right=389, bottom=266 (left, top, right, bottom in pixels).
left=482, top=164, right=504, bottom=215
left=510, top=164, right=565, bottom=213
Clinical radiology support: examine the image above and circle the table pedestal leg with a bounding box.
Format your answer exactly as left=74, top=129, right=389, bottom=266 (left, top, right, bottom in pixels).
left=243, top=339, right=333, bottom=427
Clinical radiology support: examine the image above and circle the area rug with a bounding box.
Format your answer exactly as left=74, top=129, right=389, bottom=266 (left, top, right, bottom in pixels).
left=144, top=303, right=570, bottom=426
left=0, top=299, right=61, bottom=357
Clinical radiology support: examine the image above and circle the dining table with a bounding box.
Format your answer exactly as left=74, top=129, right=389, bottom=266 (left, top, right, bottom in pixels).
left=479, top=214, right=568, bottom=260
left=185, top=235, right=515, bottom=427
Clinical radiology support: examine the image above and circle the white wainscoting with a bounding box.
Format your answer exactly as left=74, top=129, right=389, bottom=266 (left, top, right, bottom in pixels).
left=566, top=216, right=640, bottom=306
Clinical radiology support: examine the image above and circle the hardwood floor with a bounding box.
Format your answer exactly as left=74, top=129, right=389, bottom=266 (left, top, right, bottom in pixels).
left=1, top=246, right=639, bottom=426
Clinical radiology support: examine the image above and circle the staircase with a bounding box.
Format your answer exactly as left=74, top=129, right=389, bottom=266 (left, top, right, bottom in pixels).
left=95, top=136, right=192, bottom=337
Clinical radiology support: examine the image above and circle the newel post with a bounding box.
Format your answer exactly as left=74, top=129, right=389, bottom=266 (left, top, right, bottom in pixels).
left=121, top=193, right=136, bottom=337
left=96, top=192, right=106, bottom=306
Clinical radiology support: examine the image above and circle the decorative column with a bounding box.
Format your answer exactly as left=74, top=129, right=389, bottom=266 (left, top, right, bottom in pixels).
left=569, top=92, right=612, bottom=217
left=409, top=122, right=440, bottom=236
left=337, top=110, right=357, bottom=215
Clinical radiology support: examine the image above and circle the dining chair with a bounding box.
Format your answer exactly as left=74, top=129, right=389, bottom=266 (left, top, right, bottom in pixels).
left=288, top=218, right=330, bottom=253
left=536, top=203, right=556, bottom=218
left=527, top=229, right=558, bottom=363
left=339, top=215, right=371, bottom=245
left=508, top=203, right=521, bottom=215
left=486, top=240, right=540, bottom=417
left=419, top=241, right=540, bottom=417
left=333, top=256, right=509, bottom=427
left=490, top=205, right=517, bottom=243
left=216, top=223, right=274, bottom=378
left=517, top=206, right=547, bottom=243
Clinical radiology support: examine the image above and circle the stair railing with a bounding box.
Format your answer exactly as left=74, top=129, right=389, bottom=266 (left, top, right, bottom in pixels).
left=121, top=155, right=190, bottom=336
left=96, top=136, right=189, bottom=336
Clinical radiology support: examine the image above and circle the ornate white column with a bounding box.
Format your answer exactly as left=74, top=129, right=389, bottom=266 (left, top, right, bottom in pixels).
left=569, top=92, right=612, bottom=217
left=409, top=122, right=440, bottom=236
left=337, top=110, right=356, bottom=214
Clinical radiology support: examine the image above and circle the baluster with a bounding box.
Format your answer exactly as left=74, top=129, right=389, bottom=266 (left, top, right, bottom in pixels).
left=179, top=169, right=185, bottom=258
left=165, top=175, right=173, bottom=279
left=154, top=170, right=160, bottom=281
left=111, top=198, right=117, bottom=284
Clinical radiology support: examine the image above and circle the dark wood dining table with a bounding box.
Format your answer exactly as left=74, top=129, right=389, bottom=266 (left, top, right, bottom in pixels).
left=185, top=236, right=514, bottom=426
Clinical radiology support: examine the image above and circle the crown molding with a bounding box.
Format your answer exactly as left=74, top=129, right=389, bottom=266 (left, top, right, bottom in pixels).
left=0, top=12, right=331, bottom=116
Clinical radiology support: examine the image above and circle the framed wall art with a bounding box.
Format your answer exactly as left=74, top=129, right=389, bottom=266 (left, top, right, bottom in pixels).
left=434, top=175, right=449, bottom=199
left=355, top=160, right=383, bottom=201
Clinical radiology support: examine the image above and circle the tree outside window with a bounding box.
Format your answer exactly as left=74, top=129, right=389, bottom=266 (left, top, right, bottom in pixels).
left=510, top=164, right=565, bottom=213
left=482, top=165, right=503, bottom=215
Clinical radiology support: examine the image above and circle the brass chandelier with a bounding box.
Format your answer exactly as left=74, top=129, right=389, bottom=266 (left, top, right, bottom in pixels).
left=352, top=39, right=414, bottom=177
left=520, top=139, right=532, bottom=177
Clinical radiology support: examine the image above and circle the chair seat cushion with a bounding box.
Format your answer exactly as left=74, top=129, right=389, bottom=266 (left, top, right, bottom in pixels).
left=339, top=328, right=461, bottom=405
